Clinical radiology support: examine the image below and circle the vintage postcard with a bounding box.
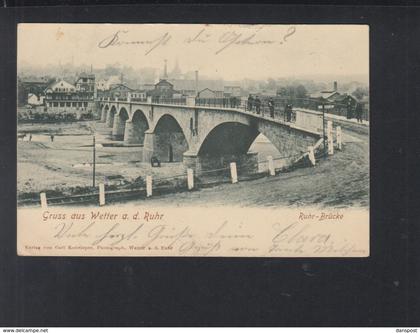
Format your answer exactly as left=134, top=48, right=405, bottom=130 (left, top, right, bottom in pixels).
left=17, top=23, right=369, bottom=257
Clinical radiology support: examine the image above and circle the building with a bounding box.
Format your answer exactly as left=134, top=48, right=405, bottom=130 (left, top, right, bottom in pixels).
left=128, top=90, right=147, bottom=101
left=147, top=79, right=178, bottom=99
left=309, top=81, right=359, bottom=106
left=27, top=93, right=44, bottom=106
left=44, top=74, right=96, bottom=115
left=329, top=93, right=358, bottom=106
left=18, top=76, right=53, bottom=106
left=139, top=83, right=155, bottom=91
left=169, top=58, right=182, bottom=79
left=309, top=81, right=340, bottom=101
left=172, top=79, right=224, bottom=97
left=96, top=75, right=121, bottom=91
left=224, top=85, right=242, bottom=97
left=197, top=88, right=224, bottom=98
left=75, top=72, right=96, bottom=95
left=103, top=83, right=134, bottom=100
left=307, top=80, right=370, bottom=119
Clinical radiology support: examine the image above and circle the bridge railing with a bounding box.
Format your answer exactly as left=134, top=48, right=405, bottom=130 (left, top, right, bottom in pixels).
left=100, top=94, right=368, bottom=122
left=195, top=97, right=240, bottom=108
left=243, top=96, right=369, bottom=122
left=130, top=97, right=148, bottom=102
left=263, top=97, right=369, bottom=121
left=151, top=97, right=187, bottom=105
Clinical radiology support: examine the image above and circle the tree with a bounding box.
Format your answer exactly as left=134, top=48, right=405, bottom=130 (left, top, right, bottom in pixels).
left=276, top=86, right=288, bottom=96
left=276, top=84, right=308, bottom=99
left=352, top=86, right=369, bottom=100
left=266, top=78, right=277, bottom=91
left=104, top=65, right=120, bottom=77
left=295, top=85, right=308, bottom=99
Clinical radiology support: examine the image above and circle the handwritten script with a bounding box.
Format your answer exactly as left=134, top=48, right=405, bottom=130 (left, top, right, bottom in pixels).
left=18, top=207, right=369, bottom=257
left=97, top=26, right=297, bottom=55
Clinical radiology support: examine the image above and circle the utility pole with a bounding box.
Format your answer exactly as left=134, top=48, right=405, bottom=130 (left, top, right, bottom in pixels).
left=322, top=100, right=326, bottom=158
left=92, top=135, right=96, bottom=187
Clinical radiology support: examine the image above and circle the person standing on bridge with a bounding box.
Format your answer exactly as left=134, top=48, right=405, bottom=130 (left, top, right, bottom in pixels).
left=247, top=94, right=254, bottom=112
left=286, top=103, right=293, bottom=122
left=355, top=102, right=364, bottom=123
left=268, top=98, right=275, bottom=118
left=255, top=96, right=261, bottom=114
left=346, top=99, right=353, bottom=119
left=230, top=96, right=237, bottom=108
left=284, top=102, right=292, bottom=122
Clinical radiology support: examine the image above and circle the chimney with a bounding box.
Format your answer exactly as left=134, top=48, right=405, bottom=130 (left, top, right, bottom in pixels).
left=333, top=81, right=338, bottom=91
left=195, top=70, right=199, bottom=96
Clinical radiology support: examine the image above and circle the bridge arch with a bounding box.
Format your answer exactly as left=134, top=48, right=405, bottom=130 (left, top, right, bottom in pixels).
left=101, top=104, right=109, bottom=122
left=194, top=121, right=260, bottom=173
left=198, top=122, right=259, bottom=156
left=112, top=107, right=129, bottom=140
left=106, top=105, right=117, bottom=128
left=192, top=118, right=315, bottom=174
left=153, top=114, right=189, bottom=163
left=124, top=109, right=150, bottom=144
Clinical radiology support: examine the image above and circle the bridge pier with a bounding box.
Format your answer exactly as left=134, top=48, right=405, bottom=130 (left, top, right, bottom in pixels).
left=112, top=115, right=125, bottom=140
left=183, top=151, right=259, bottom=175
left=106, top=110, right=114, bottom=128
left=100, top=109, right=107, bottom=122
left=123, top=120, right=135, bottom=144
left=142, top=130, right=156, bottom=163
left=123, top=119, right=148, bottom=145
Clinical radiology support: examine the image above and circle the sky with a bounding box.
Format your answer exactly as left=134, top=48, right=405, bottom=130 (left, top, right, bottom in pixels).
left=18, top=23, right=369, bottom=81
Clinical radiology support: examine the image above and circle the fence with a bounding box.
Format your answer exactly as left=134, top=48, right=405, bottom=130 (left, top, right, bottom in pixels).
left=151, top=97, right=187, bottom=105
left=194, top=96, right=368, bottom=122
left=17, top=125, right=343, bottom=208
left=259, top=96, right=369, bottom=121
left=195, top=97, right=240, bottom=108
left=131, top=97, right=148, bottom=102
left=100, top=94, right=368, bottom=122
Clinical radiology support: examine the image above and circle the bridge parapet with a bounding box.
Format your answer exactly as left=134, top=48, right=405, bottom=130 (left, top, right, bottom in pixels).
left=97, top=98, right=324, bottom=138
left=294, top=108, right=324, bottom=134
left=96, top=98, right=323, bottom=174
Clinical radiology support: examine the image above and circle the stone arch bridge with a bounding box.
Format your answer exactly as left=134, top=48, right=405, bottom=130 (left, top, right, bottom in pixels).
left=97, top=98, right=322, bottom=173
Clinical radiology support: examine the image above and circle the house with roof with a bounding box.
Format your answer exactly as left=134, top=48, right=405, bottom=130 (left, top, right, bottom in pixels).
left=103, top=83, right=134, bottom=100
left=44, top=77, right=96, bottom=115
left=128, top=90, right=147, bottom=101
left=75, top=72, right=95, bottom=94
left=172, top=79, right=224, bottom=97
left=27, top=93, right=44, bottom=106
left=139, top=83, right=155, bottom=91
left=224, top=85, right=242, bottom=97
left=96, top=75, right=121, bottom=91
left=310, top=81, right=357, bottom=107
left=310, top=91, right=341, bottom=101
left=309, top=81, right=341, bottom=101
left=18, top=76, right=54, bottom=106
left=146, top=79, right=179, bottom=100
left=197, top=88, right=224, bottom=99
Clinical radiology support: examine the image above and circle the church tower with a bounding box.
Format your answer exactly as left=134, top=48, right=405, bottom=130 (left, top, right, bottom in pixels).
left=171, top=58, right=182, bottom=79
left=162, top=59, right=168, bottom=79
